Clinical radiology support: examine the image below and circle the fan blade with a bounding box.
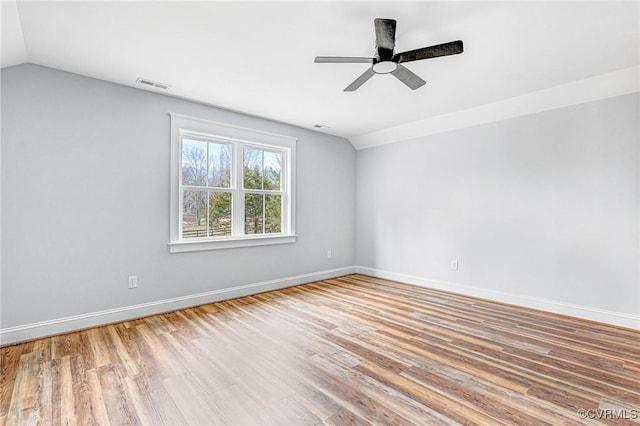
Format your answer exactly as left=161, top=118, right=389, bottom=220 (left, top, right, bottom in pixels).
left=344, top=68, right=376, bottom=91
left=374, top=18, right=396, bottom=60
left=315, top=56, right=374, bottom=63
left=394, top=40, right=463, bottom=63
left=391, top=64, right=426, bottom=90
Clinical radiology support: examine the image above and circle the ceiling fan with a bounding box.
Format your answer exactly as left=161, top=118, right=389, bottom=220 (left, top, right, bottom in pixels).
left=315, top=18, right=463, bottom=91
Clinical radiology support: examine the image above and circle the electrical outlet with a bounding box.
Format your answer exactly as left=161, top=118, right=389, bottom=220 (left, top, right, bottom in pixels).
left=451, top=260, right=459, bottom=270
left=128, top=275, right=138, bottom=289
left=327, top=250, right=332, bottom=259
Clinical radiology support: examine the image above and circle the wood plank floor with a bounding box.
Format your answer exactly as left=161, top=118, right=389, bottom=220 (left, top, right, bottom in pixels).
left=1, top=274, right=639, bottom=425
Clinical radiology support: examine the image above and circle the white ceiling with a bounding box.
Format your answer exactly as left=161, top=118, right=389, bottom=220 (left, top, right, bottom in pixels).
left=2, top=1, right=639, bottom=149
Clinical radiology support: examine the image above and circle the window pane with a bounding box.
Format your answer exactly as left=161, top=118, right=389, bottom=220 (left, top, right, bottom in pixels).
left=243, top=148, right=263, bottom=190
left=208, top=143, right=231, bottom=188
left=244, top=193, right=264, bottom=234
left=182, top=190, right=207, bottom=238
left=263, top=151, right=281, bottom=191
left=208, top=192, right=232, bottom=236
left=182, top=138, right=208, bottom=186
left=265, top=194, right=281, bottom=233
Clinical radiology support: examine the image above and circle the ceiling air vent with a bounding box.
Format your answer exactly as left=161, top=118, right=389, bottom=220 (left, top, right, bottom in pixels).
left=136, top=77, right=171, bottom=90
left=313, top=124, right=331, bottom=130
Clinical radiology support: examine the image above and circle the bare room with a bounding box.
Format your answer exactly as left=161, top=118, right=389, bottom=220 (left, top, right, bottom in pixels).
left=1, top=1, right=639, bottom=424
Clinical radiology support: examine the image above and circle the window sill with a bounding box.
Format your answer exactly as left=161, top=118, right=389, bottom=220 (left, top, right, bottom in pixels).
left=168, top=234, right=297, bottom=253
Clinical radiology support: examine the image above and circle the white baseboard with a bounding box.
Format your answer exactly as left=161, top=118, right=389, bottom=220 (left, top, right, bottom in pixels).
left=0, top=266, right=356, bottom=345
left=3, top=265, right=637, bottom=345
left=355, top=266, right=640, bottom=330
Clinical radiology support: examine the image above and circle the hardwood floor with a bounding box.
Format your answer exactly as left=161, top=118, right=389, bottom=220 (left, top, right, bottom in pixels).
left=1, top=274, right=639, bottom=425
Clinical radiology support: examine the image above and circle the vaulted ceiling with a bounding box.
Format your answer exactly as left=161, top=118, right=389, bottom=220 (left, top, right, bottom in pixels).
left=2, top=1, right=638, bottom=149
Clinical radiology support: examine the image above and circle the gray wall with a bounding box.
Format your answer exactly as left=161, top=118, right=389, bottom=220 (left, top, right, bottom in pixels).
left=1, top=64, right=356, bottom=328
left=2, top=63, right=638, bottom=332
left=357, top=93, right=639, bottom=315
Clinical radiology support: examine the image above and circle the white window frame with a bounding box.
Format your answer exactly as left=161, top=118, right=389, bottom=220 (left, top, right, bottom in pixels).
left=169, top=113, right=297, bottom=253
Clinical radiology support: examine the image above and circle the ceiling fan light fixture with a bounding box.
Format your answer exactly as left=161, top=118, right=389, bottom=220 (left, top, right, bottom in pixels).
left=372, top=61, right=397, bottom=74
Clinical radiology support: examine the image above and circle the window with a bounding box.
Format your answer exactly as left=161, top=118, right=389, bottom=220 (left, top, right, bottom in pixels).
left=169, top=114, right=296, bottom=252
